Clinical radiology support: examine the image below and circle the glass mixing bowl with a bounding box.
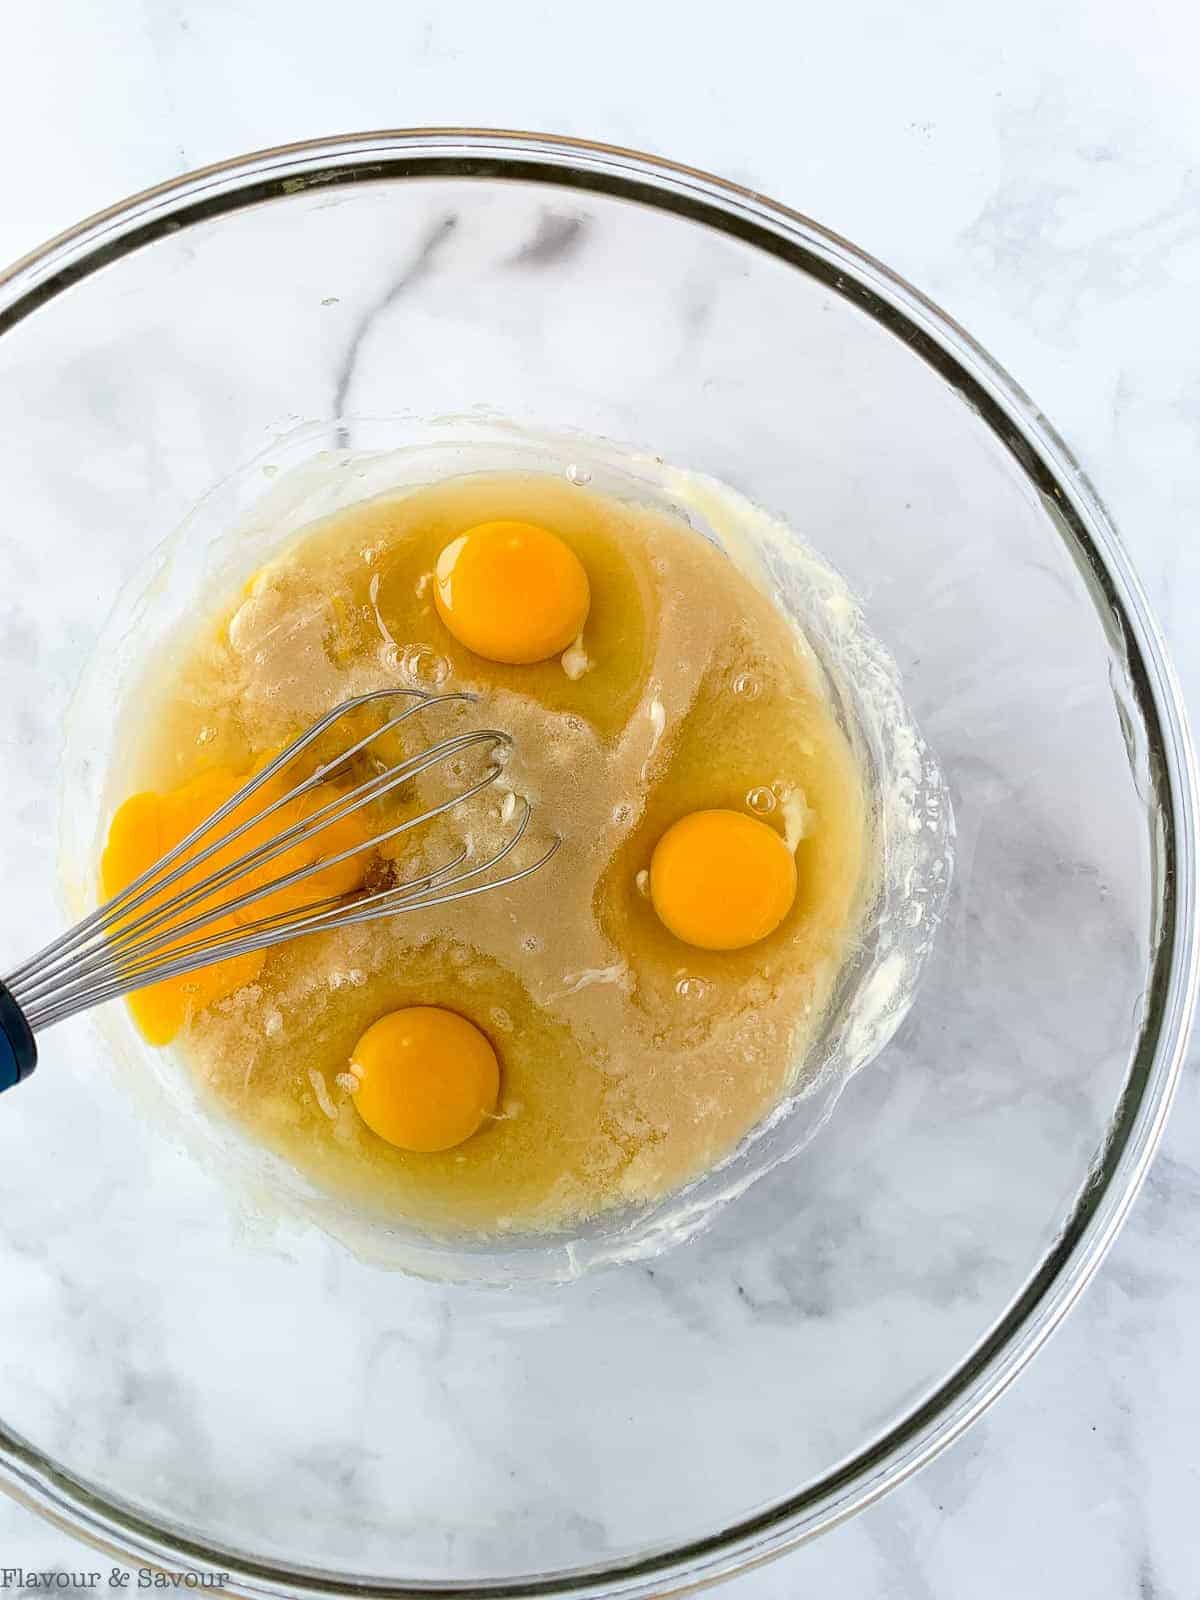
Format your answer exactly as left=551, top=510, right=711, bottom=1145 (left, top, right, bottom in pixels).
left=0, top=131, right=1194, bottom=1596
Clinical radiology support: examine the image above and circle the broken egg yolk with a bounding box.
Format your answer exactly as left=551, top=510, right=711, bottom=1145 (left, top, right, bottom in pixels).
left=350, top=1006, right=501, bottom=1153
left=649, top=808, right=798, bottom=952
left=434, top=520, right=590, bottom=665
left=101, top=766, right=370, bottom=1046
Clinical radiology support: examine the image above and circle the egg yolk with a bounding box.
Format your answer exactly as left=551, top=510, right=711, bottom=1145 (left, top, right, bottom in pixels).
left=101, top=766, right=370, bottom=1045
left=350, top=1006, right=501, bottom=1153
left=649, top=808, right=798, bottom=952
left=434, top=520, right=591, bottom=665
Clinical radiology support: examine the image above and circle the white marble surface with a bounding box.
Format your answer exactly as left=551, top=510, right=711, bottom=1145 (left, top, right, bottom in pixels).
left=1, top=0, right=1198, bottom=1595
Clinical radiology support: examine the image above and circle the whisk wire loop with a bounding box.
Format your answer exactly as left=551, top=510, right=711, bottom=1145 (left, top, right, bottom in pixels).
left=2, top=689, right=560, bottom=1038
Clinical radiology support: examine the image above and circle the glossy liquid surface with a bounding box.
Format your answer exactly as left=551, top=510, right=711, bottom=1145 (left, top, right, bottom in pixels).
left=119, top=472, right=868, bottom=1234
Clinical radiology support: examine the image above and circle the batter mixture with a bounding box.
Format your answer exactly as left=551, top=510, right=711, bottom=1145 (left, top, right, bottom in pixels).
left=100, top=469, right=869, bottom=1235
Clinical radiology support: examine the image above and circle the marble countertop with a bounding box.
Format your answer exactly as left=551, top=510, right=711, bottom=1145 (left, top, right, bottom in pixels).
left=2, top=1, right=1198, bottom=1595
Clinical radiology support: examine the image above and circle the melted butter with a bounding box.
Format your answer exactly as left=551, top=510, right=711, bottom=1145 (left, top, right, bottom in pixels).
left=124, top=471, right=868, bottom=1236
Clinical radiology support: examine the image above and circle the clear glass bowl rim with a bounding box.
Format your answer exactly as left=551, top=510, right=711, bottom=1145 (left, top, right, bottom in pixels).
left=0, top=128, right=1195, bottom=1599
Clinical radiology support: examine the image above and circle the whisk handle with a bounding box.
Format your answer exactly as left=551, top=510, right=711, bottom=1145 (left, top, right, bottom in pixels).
left=0, top=981, right=36, bottom=1093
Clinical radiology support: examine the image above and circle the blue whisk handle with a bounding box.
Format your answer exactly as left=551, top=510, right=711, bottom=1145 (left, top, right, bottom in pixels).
left=0, top=981, right=36, bottom=1093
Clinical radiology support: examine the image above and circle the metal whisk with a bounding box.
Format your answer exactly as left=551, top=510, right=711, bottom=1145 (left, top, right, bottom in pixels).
left=0, top=688, right=559, bottom=1093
